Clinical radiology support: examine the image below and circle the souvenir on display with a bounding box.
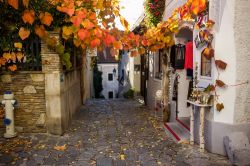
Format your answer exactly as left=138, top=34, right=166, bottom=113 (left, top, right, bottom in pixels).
left=195, top=29, right=213, bottom=49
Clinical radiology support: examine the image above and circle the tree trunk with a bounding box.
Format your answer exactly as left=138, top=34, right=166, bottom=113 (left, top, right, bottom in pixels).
left=162, top=48, right=171, bottom=122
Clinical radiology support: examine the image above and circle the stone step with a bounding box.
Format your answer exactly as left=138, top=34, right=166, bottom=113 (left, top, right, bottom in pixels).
left=164, top=121, right=190, bottom=143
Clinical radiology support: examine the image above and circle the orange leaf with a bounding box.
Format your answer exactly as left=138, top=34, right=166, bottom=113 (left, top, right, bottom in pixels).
left=141, top=39, right=149, bottom=46
left=191, top=0, right=207, bottom=15
left=22, top=10, right=35, bottom=25
left=35, top=25, right=48, bottom=39
left=19, top=27, right=30, bottom=40
left=104, top=34, right=115, bottom=46
left=0, top=57, right=7, bottom=67
left=8, top=0, right=18, bottom=9
left=215, top=60, right=227, bottom=70
left=202, top=47, right=214, bottom=59
left=57, top=6, right=74, bottom=16
left=39, top=12, right=53, bottom=26
left=70, top=9, right=87, bottom=27
left=54, top=144, right=67, bottom=151
left=90, top=38, right=101, bottom=48
left=78, top=29, right=90, bottom=41
left=89, top=12, right=96, bottom=20
left=216, top=80, right=226, bottom=87
left=216, top=103, right=224, bottom=112
left=206, top=20, right=215, bottom=29
left=8, top=65, right=17, bottom=71
left=94, top=28, right=102, bottom=38
left=22, top=0, right=29, bottom=8
left=113, top=41, right=123, bottom=50
left=71, top=16, right=82, bottom=27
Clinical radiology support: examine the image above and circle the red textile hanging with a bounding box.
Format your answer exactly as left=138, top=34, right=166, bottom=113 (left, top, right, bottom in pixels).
left=184, top=41, right=193, bottom=69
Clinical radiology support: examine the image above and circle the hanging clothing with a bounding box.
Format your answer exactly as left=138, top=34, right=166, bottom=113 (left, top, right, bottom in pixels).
left=186, top=69, right=193, bottom=78
left=170, top=44, right=186, bottom=69
left=184, top=41, right=193, bottom=70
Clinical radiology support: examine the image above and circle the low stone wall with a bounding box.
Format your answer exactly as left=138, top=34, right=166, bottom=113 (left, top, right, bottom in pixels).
left=0, top=72, right=46, bottom=133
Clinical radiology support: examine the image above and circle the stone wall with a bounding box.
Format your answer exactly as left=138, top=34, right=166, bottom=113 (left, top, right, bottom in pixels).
left=0, top=72, right=46, bottom=133
left=0, top=31, right=83, bottom=135
left=234, top=0, right=250, bottom=123
left=41, top=31, right=82, bottom=135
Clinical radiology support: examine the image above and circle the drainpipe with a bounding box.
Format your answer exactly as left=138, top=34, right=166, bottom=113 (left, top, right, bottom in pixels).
left=1, top=91, right=17, bottom=138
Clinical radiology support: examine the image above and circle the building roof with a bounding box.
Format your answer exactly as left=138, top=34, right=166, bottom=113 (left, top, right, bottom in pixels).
left=97, top=47, right=119, bottom=64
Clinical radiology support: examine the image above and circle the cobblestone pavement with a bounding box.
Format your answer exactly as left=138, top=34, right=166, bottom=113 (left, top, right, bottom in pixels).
left=0, top=99, right=230, bottom=166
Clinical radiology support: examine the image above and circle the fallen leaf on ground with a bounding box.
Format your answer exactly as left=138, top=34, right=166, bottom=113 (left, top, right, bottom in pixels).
left=54, top=144, right=67, bottom=151
left=120, top=154, right=125, bottom=160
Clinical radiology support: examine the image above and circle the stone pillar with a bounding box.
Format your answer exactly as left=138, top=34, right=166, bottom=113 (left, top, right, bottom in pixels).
left=41, top=32, right=64, bottom=135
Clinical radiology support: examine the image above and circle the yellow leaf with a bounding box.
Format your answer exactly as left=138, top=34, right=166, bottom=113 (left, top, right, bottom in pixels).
left=120, top=154, right=125, bottom=160
left=10, top=52, right=16, bottom=62
left=62, top=26, right=73, bottom=40
left=14, top=42, right=22, bottom=49
left=82, top=19, right=95, bottom=29
left=120, top=16, right=129, bottom=31
left=3, top=52, right=12, bottom=61
left=54, top=144, right=67, bottom=151
left=16, top=52, right=24, bottom=62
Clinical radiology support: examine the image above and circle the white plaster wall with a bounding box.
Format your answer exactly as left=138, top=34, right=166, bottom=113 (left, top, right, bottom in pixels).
left=176, top=70, right=190, bottom=117
left=210, top=0, right=236, bottom=124
left=133, top=55, right=141, bottom=93
left=98, top=64, right=119, bottom=99
left=234, top=0, right=250, bottom=123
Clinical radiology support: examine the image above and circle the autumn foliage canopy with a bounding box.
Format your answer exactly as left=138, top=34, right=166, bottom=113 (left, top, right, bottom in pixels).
left=0, top=0, right=209, bottom=71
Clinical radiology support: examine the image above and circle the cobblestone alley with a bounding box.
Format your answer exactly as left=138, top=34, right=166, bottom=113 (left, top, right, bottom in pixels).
left=0, top=99, right=230, bottom=166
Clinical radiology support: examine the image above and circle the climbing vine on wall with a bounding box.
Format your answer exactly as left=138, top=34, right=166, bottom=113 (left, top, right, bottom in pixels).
left=144, top=0, right=165, bottom=28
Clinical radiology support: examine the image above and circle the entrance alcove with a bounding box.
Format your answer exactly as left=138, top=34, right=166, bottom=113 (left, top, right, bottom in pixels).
left=169, top=26, right=193, bottom=123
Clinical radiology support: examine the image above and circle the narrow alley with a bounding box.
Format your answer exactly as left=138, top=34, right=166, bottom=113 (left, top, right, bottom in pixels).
left=0, top=99, right=229, bottom=166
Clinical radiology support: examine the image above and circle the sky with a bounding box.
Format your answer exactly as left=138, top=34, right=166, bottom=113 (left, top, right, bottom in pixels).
left=115, top=0, right=145, bottom=30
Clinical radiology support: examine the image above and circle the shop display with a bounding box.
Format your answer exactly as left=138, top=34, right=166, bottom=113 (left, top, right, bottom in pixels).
left=170, top=44, right=186, bottom=69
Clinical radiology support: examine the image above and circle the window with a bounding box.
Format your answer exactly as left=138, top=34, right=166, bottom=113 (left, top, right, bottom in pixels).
left=108, top=73, right=113, bottom=81
left=108, top=91, right=113, bottom=99
left=154, top=50, right=163, bottom=80
left=201, top=54, right=212, bottom=77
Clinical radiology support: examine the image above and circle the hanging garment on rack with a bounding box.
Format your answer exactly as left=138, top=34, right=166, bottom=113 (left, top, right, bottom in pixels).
left=184, top=41, right=193, bottom=70
left=170, top=44, right=186, bottom=69
left=186, top=69, right=193, bottom=78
